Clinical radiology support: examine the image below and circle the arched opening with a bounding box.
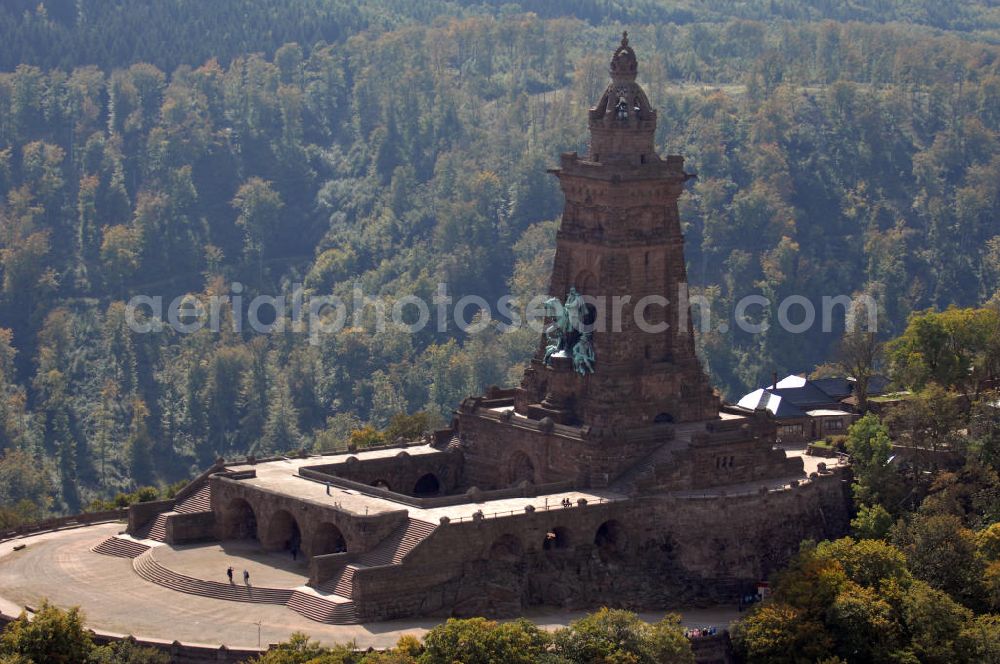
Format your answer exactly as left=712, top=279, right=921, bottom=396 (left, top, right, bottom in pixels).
left=412, top=473, right=441, bottom=497
left=594, top=519, right=625, bottom=550
left=595, top=520, right=626, bottom=561
left=489, top=534, right=524, bottom=563
left=220, top=498, right=257, bottom=541
left=654, top=412, right=674, bottom=424
left=506, top=451, right=536, bottom=486
left=311, top=523, right=348, bottom=556
left=371, top=479, right=391, bottom=491
left=263, top=509, right=302, bottom=554
left=543, top=526, right=572, bottom=551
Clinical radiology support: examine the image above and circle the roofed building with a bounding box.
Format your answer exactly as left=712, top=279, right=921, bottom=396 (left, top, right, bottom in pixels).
left=733, top=373, right=888, bottom=443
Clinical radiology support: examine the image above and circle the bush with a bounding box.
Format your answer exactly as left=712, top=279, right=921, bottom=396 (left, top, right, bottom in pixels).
left=553, top=608, right=694, bottom=664
left=851, top=504, right=894, bottom=540
left=90, top=639, right=170, bottom=664
left=420, top=617, right=553, bottom=664
left=0, top=601, right=93, bottom=664
left=0, top=602, right=170, bottom=664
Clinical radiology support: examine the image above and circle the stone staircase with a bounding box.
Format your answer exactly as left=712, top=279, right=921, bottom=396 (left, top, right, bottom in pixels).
left=132, top=548, right=356, bottom=623
left=91, top=536, right=150, bottom=559
left=318, top=518, right=436, bottom=598
left=133, top=513, right=168, bottom=541
left=287, top=592, right=357, bottom=623
left=99, top=489, right=435, bottom=624
left=175, top=484, right=212, bottom=513
left=133, top=483, right=213, bottom=542
left=611, top=422, right=704, bottom=493
left=133, top=549, right=292, bottom=604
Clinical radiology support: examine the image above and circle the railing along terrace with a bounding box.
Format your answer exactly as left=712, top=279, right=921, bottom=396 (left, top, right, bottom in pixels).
left=445, top=496, right=613, bottom=523
left=0, top=508, right=128, bottom=543
left=297, top=466, right=577, bottom=509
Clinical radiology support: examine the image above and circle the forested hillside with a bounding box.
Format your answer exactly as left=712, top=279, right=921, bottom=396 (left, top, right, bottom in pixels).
left=1, top=1, right=1000, bottom=514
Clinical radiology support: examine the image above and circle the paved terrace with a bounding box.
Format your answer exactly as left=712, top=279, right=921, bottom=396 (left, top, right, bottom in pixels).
left=226, top=444, right=628, bottom=521
left=0, top=443, right=834, bottom=648
left=227, top=440, right=838, bottom=516
left=0, top=523, right=739, bottom=649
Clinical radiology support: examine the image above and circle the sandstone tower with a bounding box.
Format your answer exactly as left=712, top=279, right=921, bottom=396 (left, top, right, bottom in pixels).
left=457, top=34, right=735, bottom=488
left=112, top=35, right=850, bottom=626
left=515, top=32, right=719, bottom=434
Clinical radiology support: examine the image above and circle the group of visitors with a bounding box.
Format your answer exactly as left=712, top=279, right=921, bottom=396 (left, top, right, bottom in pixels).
left=226, top=566, right=251, bottom=586
left=684, top=626, right=718, bottom=638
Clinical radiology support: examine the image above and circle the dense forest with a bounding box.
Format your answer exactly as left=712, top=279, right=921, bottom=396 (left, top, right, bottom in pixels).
left=1, top=0, right=1000, bottom=516
left=726, top=306, right=1000, bottom=661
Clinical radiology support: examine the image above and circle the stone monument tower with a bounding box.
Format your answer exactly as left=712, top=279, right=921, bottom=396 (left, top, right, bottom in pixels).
left=456, top=35, right=742, bottom=489
left=107, top=37, right=846, bottom=627
left=515, top=32, right=719, bottom=433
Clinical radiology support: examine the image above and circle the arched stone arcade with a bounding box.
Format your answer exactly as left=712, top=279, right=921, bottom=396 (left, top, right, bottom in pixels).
left=219, top=497, right=257, bottom=541
left=543, top=526, right=572, bottom=551
left=412, top=473, right=441, bottom=496
left=260, top=508, right=302, bottom=553
left=311, top=522, right=348, bottom=556
left=594, top=519, right=627, bottom=561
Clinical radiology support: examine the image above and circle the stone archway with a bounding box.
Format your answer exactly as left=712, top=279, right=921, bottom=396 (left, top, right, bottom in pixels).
left=412, top=473, right=441, bottom=497
left=220, top=498, right=257, bottom=541
left=654, top=412, right=674, bottom=424
left=505, top=451, right=536, bottom=486
left=595, top=520, right=626, bottom=561
left=543, top=526, right=572, bottom=551
left=262, top=509, right=302, bottom=553
left=311, top=522, right=348, bottom=556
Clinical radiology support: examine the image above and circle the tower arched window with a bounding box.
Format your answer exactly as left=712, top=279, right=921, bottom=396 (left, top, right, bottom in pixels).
left=615, top=96, right=628, bottom=121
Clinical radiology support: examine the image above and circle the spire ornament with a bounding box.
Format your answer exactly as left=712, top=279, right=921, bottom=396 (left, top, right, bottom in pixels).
left=610, top=31, right=638, bottom=81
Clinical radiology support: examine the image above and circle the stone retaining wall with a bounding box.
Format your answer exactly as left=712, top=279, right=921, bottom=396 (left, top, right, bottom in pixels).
left=305, top=450, right=463, bottom=497
left=0, top=509, right=127, bottom=543
left=298, top=467, right=575, bottom=509
left=347, top=470, right=850, bottom=621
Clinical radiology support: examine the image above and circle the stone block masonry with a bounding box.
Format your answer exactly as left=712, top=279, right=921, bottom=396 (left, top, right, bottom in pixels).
left=120, top=34, right=853, bottom=626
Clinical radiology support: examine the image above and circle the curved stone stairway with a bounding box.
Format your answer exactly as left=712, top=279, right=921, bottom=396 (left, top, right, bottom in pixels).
left=319, top=517, right=437, bottom=598
left=91, top=536, right=150, bottom=559
left=131, top=548, right=357, bottom=623
left=91, top=489, right=438, bottom=624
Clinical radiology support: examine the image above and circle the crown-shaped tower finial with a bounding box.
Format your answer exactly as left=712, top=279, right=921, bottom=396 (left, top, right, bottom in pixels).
left=586, top=34, right=656, bottom=162
left=610, top=31, right=638, bottom=81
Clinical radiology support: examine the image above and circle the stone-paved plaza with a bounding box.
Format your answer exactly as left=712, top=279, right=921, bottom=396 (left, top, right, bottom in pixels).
left=0, top=522, right=741, bottom=649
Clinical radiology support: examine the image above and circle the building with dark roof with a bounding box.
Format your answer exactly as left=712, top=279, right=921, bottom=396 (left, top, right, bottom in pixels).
left=731, top=372, right=887, bottom=443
